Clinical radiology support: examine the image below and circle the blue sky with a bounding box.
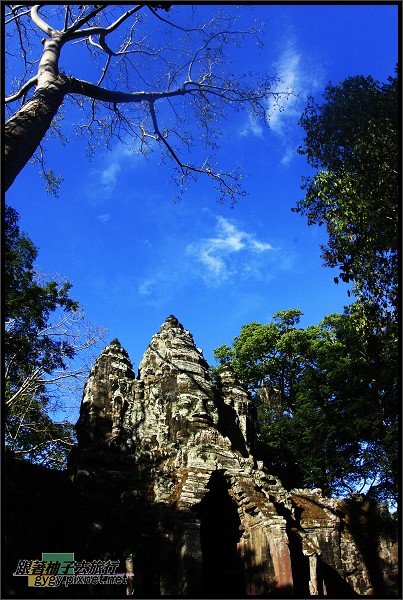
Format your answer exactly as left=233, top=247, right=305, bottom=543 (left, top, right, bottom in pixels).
left=5, top=4, right=398, bottom=420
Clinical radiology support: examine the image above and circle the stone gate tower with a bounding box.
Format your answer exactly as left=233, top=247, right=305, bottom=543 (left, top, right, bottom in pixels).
left=68, top=316, right=398, bottom=597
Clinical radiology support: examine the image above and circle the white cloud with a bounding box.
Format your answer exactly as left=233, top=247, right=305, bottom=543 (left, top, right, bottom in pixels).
left=187, top=216, right=274, bottom=285
left=266, top=37, right=325, bottom=165
left=100, top=162, right=122, bottom=189
left=97, top=213, right=110, bottom=222
left=198, top=249, right=226, bottom=277
left=138, top=279, right=154, bottom=295
left=267, top=45, right=302, bottom=137
left=239, top=113, right=264, bottom=139
left=250, top=239, right=273, bottom=252
left=280, top=146, right=296, bottom=166
left=133, top=212, right=296, bottom=310
left=87, top=140, right=144, bottom=199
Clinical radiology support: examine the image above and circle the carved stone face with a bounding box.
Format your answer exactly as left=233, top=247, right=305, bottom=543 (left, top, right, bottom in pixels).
left=77, top=316, right=253, bottom=453
left=69, top=318, right=398, bottom=599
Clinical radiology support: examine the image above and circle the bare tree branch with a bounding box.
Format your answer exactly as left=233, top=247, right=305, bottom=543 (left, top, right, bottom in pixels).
left=64, top=5, right=143, bottom=42
left=147, top=5, right=207, bottom=34
left=5, top=5, right=282, bottom=202
left=6, top=367, right=43, bottom=407
left=60, top=4, right=105, bottom=39
left=13, top=438, right=75, bottom=453
left=5, top=74, right=38, bottom=103
left=5, top=6, right=32, bottom=25
left=67, top=75, right=189, bottom=103
left=30, top=4, right=56, bottom=37
left=63, top=4, right=70, bottom=33
left=148, top=100, right=241, bottom=204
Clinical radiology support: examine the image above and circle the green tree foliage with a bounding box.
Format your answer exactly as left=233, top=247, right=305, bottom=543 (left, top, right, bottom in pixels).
left=214, top=308, right=398, bottom=505
left=4, top=206, right=78, bottom=388
left=4, top=206, right=105, bottom=467
left=5, top=390, right=76, bottom=469
left=294, top=72, right=398, bottom=315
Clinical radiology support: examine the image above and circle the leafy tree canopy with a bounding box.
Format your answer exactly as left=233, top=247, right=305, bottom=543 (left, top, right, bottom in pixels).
left=4, top=205, right=105, bottom=467
left=294, top=72, right=398, bottom=315
left=214, top=307, right=398, bottom=506
left=4, top=205, right=78, bottom=390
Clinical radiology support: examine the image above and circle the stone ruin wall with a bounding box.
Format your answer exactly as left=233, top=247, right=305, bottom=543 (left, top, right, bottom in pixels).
left=67, top=315, right=398, bottom=598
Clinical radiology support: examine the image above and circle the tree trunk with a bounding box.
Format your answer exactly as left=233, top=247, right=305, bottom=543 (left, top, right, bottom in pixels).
left=4, top=76, right=70, bottom=191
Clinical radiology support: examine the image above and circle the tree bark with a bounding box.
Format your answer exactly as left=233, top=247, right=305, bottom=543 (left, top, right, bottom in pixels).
left=4, top=76, right=70, bottom=191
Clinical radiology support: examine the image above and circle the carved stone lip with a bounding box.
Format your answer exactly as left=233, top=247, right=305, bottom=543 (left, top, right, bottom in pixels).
left=191, top=412, right=211, bottom=420
left=190, top=414, right=214, bottom=429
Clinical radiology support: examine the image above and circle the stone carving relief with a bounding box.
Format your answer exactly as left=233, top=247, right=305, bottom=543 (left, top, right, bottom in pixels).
left=69, top=315, right=398, bottom=598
